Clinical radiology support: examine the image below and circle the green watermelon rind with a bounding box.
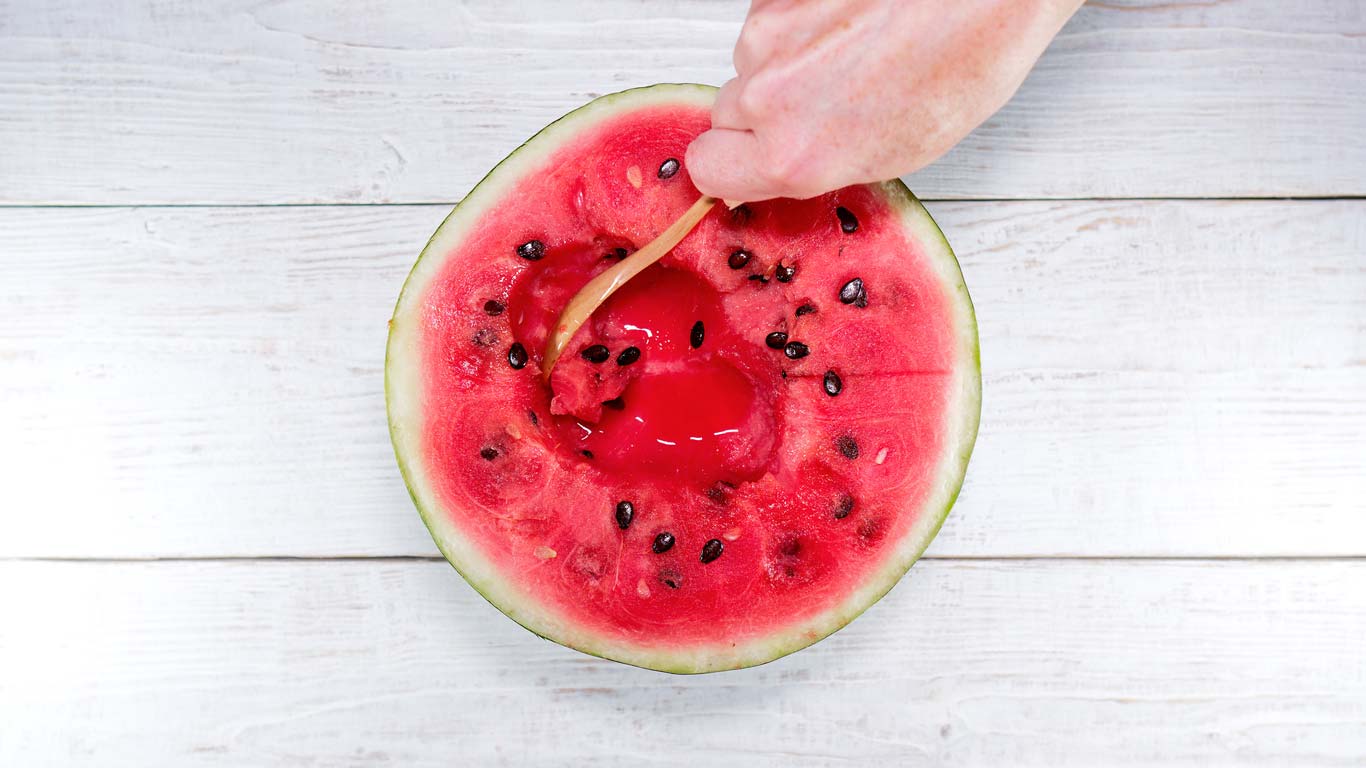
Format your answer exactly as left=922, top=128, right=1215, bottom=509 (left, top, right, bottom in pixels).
left=386, top=84, right=981, bottom=674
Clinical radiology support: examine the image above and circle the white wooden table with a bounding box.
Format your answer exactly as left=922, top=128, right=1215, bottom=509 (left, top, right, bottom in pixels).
left=2, top=1, right=1364, bottom=764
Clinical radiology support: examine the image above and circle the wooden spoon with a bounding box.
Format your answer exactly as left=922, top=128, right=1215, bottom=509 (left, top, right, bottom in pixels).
left=541, top=195, right=718, bottom=378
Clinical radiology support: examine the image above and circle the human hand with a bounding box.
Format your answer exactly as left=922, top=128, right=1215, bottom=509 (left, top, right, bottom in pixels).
left=685, top=0, right=1085, bottom=202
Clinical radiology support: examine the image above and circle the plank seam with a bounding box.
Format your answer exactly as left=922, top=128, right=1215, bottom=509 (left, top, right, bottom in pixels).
left=0, top=196, right=1364, bottom=210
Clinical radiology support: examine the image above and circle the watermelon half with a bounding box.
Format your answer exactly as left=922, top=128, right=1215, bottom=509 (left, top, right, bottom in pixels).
left=387, top=84, right=980, bottom=673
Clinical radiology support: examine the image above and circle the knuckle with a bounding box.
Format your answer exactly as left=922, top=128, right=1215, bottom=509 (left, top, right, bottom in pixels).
left=757, top=132, right=831, bottom=198
left=737, top=14, right=772, bottom=55
left=732, top=34, right=763, bottom=75
left=736, top=73, right=785, bottom=120
left=755, top=137, right=804, bottom=189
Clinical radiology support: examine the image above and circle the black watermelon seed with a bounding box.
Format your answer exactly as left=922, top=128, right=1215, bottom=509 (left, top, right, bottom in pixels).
left=602, top=396, right=625, bottom=411
left=765, top=331, right=788, bottom=349
left=658, top=157, right=681, bottom=179
left=479, top=447, right=499, bottom=460
left=652, top=532, right=676, bottom=554
left=615, top=501, right=635, bottom=530
left=507, top=342, right=528, bottom=369
left=795, top=303, right=818, bottom=317
left=839, top=277, right=866, bottom=306
left=837, top=435, right=860, bottom=460
left=581, top=449, right=594, bottom=459
left=527, top=409, right=539, bottom=426
left=706, top=481, right=736, bottom=502
left=606, top=247, right=629, bottom=260
left=581, top=344, right=610, bottom=363
left=660, top=568, right=682, bottom=589
left=728, top=249, right=753, bottom=270
left=834, top=494, right=855, bottom=520
left=472, top=327, right=498, bottom=348
left=836, top=206, right=859, bottom=233
left=824, top=370, right=843, bottom=397
left=616, top=346, right=641, bottom=366
left=748, top=274, right=770, bottom=284
left=783, top=341, right=810, bottom=360
left=700, top=539, right=724, bottom=564
left=775, top=263, right=797, bottom=283
left=690, top=320, right=705, bottom=349
left=483, top=300, right=505, bottom=315
left=516, top=240, right=545, bottom=260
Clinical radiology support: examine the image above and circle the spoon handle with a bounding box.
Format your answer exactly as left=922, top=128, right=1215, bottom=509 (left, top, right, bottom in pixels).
left=541, top=195, right=717, bottom=378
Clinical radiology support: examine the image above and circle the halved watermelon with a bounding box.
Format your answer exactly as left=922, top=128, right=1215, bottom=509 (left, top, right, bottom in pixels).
left=387, top=84, right=980, bottom=673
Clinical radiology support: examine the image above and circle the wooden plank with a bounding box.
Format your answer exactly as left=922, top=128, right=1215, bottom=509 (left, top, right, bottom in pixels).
left=1, top=200, right=1361, bottom=559
left=1, top=559, right=1362, bottom=765
left=0, top=0, right=1363, bottom=204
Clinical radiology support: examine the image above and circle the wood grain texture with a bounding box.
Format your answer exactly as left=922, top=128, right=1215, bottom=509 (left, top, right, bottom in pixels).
left=1, top=559, right=1363, bottom=766
left=1, top=200, right=1361, bottom=559
left=1, top=0, right=1363, bottom=204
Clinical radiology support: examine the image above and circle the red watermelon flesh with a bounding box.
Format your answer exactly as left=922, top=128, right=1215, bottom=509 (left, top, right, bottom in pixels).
left=387, top=85, right=980, bottom=673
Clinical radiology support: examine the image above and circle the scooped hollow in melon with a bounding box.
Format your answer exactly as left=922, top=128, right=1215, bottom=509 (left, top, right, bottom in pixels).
left=386, top=84, right=980, bottom=673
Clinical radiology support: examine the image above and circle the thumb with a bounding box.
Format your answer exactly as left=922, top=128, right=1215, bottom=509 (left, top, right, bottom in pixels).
left=685, top=127, right=785, bottom=203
